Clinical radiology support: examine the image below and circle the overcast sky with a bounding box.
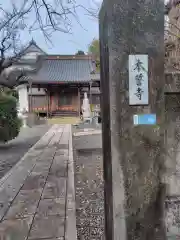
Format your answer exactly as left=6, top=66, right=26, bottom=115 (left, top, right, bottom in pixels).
left=2, top=0, right=101, bottom=55
left=5, top=0, right=167, bottom=55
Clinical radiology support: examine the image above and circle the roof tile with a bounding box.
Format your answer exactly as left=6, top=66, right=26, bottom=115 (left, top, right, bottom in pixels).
left=28, top=58, right=94, bottom=83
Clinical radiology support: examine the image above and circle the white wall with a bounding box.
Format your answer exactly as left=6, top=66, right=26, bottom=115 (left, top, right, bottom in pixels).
left=28, top=87, right=46, bottom=95
left=16, top=84, right=29, bottom=112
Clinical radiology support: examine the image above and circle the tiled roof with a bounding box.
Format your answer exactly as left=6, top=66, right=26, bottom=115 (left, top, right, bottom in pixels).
left=20, top=39, right=47, bottom=56
left=25, top=56, right=94, bottom=83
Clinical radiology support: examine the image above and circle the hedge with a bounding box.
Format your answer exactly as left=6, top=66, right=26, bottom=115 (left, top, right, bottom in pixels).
left=0, top=93, right=21, bottom=142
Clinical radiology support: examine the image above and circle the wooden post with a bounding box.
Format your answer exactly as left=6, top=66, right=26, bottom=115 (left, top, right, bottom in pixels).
left=89, top=82, right=92, bottom=111
left=78, top=87, right=81, bottom=117
left=29, top=82, right=32, bottom=113
left=46, top=89, right=49, bottom=118
left=49, top=91, right=51, bottom=118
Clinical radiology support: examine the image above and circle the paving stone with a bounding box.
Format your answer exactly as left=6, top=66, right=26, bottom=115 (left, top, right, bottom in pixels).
left=21, top=173, right=46, bottom=190
left=15, top=189, right=42, bottom=201
left=58, top=144, right=69, bottom=149
left=0, top=125, right=73, bottom=240
left=34, top=161, right=51, bottom=168
left=56, top=149, right=69, bottom=157
left=34, top=143, right=50, bottom=150
left=35, top=158, right=54, bottom=166
left=36, top=198, right=65, bottom=217
left=32, top=165, right=50, bottom=174
left=42, top=176, right=66, bottom=199
left=5, top=199, right=39, bottom=219
left=28, top=149, right=43, bottom=157
left=29, top=170, right=49, bottom=179
left=30, top=238, right=64, bottom=240
left=49, top=159, right=68, bottom=178
left=28, top=215, right=65, bottom=239
left=49, top=135, right=62, bottom=147
left=4, top=190, right=41, bottom=219
left=53, top=155, right=68, bottom=164
left=60, top=128, right=70, bottom=145
left=38, top=148, right=57, bottom=158
left=0, top=216, right=33, bottom=240
left=0, top=176, right=44, bottom=220
left=49, top=165, right=67, bottom=178
left=0, top=185, right=22, bottom=220
left=34, top=160, right=52, bottom=167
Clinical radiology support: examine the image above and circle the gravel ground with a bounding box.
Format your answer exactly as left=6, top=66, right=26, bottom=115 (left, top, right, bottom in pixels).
left=0, top=124, right=51, bottom=179
left=72, top=125, right=104, bottom=240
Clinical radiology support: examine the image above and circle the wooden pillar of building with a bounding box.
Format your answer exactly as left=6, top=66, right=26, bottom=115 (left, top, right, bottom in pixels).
left=89, top=82, right=92, bottom=111
left=46, top=89, right=49, bottom=118
left=78, top=87, right=81, bottom=117
left=29, top=81, right=33, bottom=113
left=49, top=92, right=51, bottom=117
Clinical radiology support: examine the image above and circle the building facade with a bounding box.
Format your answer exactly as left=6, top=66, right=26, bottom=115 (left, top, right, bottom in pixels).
left=15, top=40, right=100, bottom=117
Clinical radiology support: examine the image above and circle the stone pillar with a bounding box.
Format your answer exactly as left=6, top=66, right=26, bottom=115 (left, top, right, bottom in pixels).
left=99, top=0, right=165, bottom=239
left=16, top=84, right=29, bottom=112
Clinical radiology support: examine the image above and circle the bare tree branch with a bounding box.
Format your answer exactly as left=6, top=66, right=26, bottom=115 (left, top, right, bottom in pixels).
left=0, top=0, right=82, bottom=87
left=0, top=0, right=102, bottom=88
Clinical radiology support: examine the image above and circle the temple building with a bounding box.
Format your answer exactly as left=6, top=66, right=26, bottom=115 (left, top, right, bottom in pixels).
left=15, top=40, right=100, bottom=117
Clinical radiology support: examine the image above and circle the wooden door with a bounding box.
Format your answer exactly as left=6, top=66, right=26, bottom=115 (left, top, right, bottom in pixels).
left=58, top=92, right=72, bottom=106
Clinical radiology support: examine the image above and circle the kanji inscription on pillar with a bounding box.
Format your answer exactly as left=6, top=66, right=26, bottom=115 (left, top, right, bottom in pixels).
left=129, top=54, right=149, bottom=105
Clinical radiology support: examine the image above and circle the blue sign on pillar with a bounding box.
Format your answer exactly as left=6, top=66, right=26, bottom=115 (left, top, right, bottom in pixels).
left=133, top=114, right=156, bottom=125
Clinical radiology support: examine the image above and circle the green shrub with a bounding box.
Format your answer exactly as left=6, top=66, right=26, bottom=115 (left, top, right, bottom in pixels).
left=0, top=93, right=21, bottom=142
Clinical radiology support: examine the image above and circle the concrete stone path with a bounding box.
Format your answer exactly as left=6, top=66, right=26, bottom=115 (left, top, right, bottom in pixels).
left=0, top=124, right=77, bottom=240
